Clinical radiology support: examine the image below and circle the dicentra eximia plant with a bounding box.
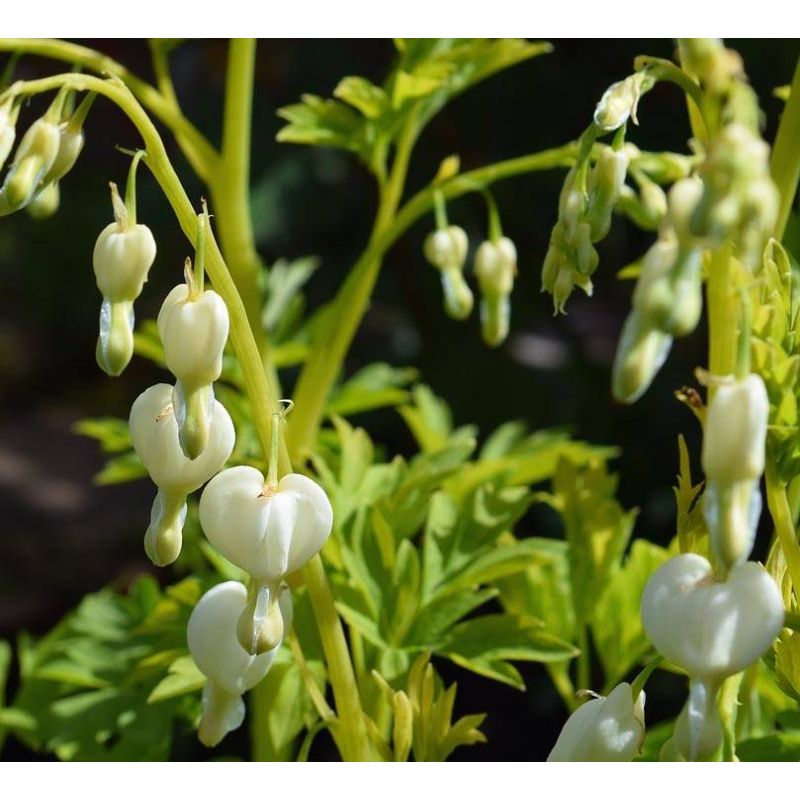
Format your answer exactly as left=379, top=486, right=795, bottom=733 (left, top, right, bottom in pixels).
left=0, top=38, right=798, bottom=763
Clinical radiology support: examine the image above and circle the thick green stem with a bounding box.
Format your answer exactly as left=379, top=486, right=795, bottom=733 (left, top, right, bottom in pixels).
left=287, top=142, right=578, bottom=462
left=765, top=462, right=800, bottom=594
left=301, top=555, right=375, bottom=761
left=770, top=57, right=800, bottom=240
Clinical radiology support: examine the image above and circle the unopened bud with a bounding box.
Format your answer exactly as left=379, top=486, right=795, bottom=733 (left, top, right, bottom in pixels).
left=27, top=181, right=60, bottom=220
left=586, top=147, right=630, bottom=241
left=611, top=311, right=672, bottom=403
left=593, top=72, right=653, bottom=132
left=0, top=99, right=17, bottom=172
left=2, top=117, right=60, bottom=209
left=423, top=226, right=468, bottom=272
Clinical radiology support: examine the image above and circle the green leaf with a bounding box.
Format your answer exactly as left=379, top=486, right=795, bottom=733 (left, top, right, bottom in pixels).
left=72, top=417, right=131, bottom=453
left=738, top=732, right=800, bottom=761
left=406, top=589, right=497, bottom=648
left=261, top=257, right=319, bottom=335
left=277, top=94, right=368, bottom=155
left=441, top=614, right=578, bottom=689
left=398, top=385, right=454, bottom=453
left=328, top=362, right=418, bottom=416
left=334, top=76, right=389, bottom=119
left=147, top=656, right=205, bottom=703
left=94, top=451, right=147, bottom=486
left=592, top=539, right=670, bottom=685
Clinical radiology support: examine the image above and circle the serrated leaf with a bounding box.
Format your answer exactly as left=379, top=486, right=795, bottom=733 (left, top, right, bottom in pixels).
left=406, top=588, right=497, bottom=648
left=147, top=656, right=205, bottom=703
left=334, top=76, right=388, bottom=119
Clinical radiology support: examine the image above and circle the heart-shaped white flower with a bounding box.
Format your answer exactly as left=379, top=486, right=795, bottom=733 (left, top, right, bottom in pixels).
left=188, top=580, right=291, bottom=747
left=641, top=553, right=784, bottom=681
left=129, top=383, right=234, bottom=493
left=547, top=683, right=645, bottom=762
left=199, top=465, right=333, bottom=584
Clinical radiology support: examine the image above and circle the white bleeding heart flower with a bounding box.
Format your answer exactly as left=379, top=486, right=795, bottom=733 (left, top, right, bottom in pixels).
left=641, top=553, right=784, bottom=682
left=703, top=374, right=768, bottom=485
left=199, top=464, right=333, bottom=585
left=424, top=225, right=468, bottom=272
left=93, top=182, right=157, bottom=303
left=474, top=237, right=517, bottom=298
left=547, top=683, right=645, bottom=762
left=702, top=373, right=768, bottom=567
left=188, top=580, right=291, bottom=747
left=157, top=284, right=229, bottom=389
left=129, top=383, right=235, bottom=565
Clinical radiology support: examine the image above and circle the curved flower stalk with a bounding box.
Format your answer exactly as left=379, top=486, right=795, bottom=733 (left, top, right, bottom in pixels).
left=188, top=580, right=293, bottom=747
left=641, top=553, right=784, bottom=760
left=93, top=154, right=157, bottom=376
left=158, top=214, right=230, bottom=459
left=547, top=683, right=645, bottom=762
left=200, top=462, right=333, bottom=655
left=130, top=383, right=235, bottom=566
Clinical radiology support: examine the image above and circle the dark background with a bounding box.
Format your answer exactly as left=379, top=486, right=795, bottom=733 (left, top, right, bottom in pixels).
left=0, top=38, right=797, bottom=761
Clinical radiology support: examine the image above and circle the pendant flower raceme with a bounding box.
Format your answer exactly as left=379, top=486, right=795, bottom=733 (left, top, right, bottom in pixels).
left=188, top=580, right=292, bottom=747
left=547, top=683, right=645, bottom=762
left=130, top=383, right=235, bottom=566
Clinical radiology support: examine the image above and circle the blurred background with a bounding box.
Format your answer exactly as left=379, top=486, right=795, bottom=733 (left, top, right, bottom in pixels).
left=0, top=39, right=797, bottom=760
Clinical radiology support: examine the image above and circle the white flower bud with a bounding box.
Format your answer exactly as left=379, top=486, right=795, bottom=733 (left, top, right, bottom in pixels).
left=474, top=238, right=517, bottom=299
left=593, top=73, right=652, bottom=132
left=93, top=184, right=156, bottom=303
left=665, top=177, right=703, bottom=243
left=199, top=465, right=333, bottom=585
left=41, top=121, right=84, bottom=186
left=27, top=181, right=60, bottom=220
left=547, top=683, right=645, bottom=762
left=701, top=374, right=768, bottom=567
left=130, top=383, right=234, bottom=495
left=703, top=375, right=768, bottom=485
left=611, top=311, right=672, bottom=404
left=0, top=100, right=16, bottom=172
left=423, top=226, right=468, bottom=272
left=2, top=117, right=60, bottom=209
left=157, top=284, right=229, bottom=388
left=586, top=147, right=630, bottom=241
left=188, top=581, right=285, bottom=747
left=641, top=553, right=784, bottom=682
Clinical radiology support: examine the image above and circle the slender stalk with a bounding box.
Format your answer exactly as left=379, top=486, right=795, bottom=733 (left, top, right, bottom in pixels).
left=706, top=245, right=738, bottom=385
left=576, top=626, right=591, bottom=692
left=301, top=555, right=375, bottom=761
left=0, top=38, right=217, bottom=180
left=770, top=57, right=800, bottom=241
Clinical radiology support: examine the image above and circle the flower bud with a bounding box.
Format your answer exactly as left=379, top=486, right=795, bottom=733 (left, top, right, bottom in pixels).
left=586, top=146, right=629, bottom=241
left=702, top=375, right=768, bottom=485
left=702, top=374, right=768, bottom=567
left=681, top=39, right=742, bottom=93
left=96, top=298, right=135, bottom=377
left=632, top=237, right=703, bottom=337
left=474, top=237, right=516, bottom=346
left=41, top=120, right=84, bottom=186
left=593, top=72, right=653, bottom=132
left=611, top=311, right=672, bottom=404
left=666, top=177, right=703, bottom=244
left=2, top=117, right=60, bottom=209
left=130, top=383, right=235, bottom=566
left=547, top=683, right=645, bottom=762
left=93, top=183, right=157, bottom=303
left=423, top=226, right=468, bottom=272
left=26, top=181, right=60, bottom=220
left=0, top=99, right=16, bottom=172
left=641, top=553, right=784, bottom=682
left=188, top=581, right=283, bottom=747
left=158, top=284, right=230, bottom=388
left=199, top=464, right=333, bottom=586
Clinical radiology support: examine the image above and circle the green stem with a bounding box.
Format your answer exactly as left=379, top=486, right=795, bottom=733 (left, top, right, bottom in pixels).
left=301, top=555, right=375, bottom=761
left=706, top=245, right=738, bottom=383
left=770, top=57, right=800, bottom=241
left=576, top=626, right=591, bottom=692
left=214, top=38, right=264, bottom=342
left=765, top=462, right=800, bottom=594
left=0, top=38, right=217, bottom=180
left=286, top=141, right=579, bottom=462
